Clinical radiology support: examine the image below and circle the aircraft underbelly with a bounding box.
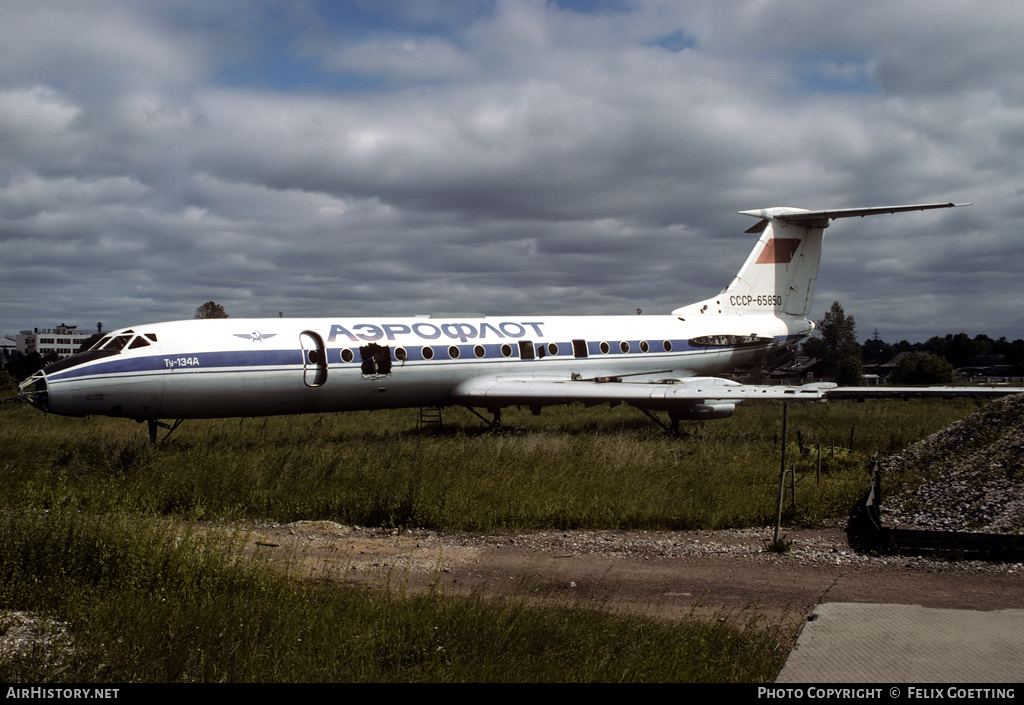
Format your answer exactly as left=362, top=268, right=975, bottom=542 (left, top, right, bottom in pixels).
left=157, top=368, right=267, bottom=418
left=49, top=373, right=165, bottom=419
left=156, top=365, right=457, bottom=417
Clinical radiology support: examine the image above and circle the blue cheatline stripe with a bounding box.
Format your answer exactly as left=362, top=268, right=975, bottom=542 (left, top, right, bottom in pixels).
left=47, top=349, right=301, bottom=382
left=47, top=333, right=794, bottom=383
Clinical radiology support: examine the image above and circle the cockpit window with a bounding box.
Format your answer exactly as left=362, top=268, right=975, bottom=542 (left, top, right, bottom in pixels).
left=102, top=335, right=134, bottom=352
left=89, top=330, right=157, bottom=353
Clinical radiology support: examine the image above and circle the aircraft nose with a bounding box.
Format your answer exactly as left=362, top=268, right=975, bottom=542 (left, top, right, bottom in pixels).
left=18, top=369, right=48, bottom=411
left=19, top=347, right=126, bottom=417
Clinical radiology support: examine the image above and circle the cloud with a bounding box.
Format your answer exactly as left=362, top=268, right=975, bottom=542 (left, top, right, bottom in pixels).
left=1, top=0, right=1023, bottom=345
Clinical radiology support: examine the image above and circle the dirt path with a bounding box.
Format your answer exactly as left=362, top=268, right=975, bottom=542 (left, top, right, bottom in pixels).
left=244, top=521, right=1024, bottom=630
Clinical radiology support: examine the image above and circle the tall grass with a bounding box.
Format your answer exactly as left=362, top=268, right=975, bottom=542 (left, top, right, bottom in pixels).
left=0, top=398, right=982, bottom=681
left=1, top=398, right=982, bottom=530
left=0, top=509, right=787, bottom=682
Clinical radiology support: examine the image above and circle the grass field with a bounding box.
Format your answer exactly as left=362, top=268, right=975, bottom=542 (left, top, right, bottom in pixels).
left=0, top=397, right=982, bottom=681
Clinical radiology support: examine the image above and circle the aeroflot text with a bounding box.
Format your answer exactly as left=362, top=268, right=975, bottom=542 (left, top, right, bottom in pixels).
left=328, top=321, right=546, bottom=344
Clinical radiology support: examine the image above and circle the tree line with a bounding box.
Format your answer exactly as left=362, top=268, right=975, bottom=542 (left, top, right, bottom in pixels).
left=799, top=301, right=1024, bottom=385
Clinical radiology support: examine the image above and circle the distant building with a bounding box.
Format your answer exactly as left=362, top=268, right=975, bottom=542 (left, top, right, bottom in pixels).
left=958, top=354, right=1007, bottom=377
left=768, top=355, right=821, bottom=382
left=16, top=323, right=103, bottom=359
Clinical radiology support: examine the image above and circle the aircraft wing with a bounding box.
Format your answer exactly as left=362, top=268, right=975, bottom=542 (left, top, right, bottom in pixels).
left=814, top=386, right=1024, bottom=400
left=450, top=376, right=1024, bottom=409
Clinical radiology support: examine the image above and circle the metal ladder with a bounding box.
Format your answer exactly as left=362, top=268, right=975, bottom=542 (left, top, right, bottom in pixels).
left=418, top=406, right=443, bottom=428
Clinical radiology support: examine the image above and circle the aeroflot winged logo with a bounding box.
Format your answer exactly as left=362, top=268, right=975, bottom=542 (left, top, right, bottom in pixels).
left=233, top=331, right=277, bottom=343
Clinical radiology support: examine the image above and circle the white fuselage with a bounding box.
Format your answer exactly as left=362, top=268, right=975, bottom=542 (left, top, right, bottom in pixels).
left=34, top=313, right=811, bottom=420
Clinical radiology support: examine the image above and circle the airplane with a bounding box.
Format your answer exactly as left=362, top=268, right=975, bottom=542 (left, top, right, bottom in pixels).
left=18, top=201, right=1024, bottom=442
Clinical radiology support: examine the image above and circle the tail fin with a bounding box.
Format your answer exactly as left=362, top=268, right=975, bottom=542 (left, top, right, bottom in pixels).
left=672, top=202, right=968, bottom=320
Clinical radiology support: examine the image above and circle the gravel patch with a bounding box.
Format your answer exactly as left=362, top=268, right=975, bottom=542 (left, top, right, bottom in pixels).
left=881, top=394, right=1024, bottom=534
left=0, top=610, right=76, bottom=677
left=298, top=522, right=1022, bottom=576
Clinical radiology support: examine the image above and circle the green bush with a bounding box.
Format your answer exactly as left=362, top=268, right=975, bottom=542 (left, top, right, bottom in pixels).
left=889, top=353, right=955, bottom=385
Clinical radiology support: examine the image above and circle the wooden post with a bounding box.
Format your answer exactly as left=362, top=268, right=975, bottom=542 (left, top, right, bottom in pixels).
left=774, top=402, right=788, bottom=545
left=790, top=465, right=796, bottom=510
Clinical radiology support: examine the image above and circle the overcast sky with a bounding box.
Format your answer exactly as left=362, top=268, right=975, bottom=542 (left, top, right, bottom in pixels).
left=3, top=0, right=1023, bottom=345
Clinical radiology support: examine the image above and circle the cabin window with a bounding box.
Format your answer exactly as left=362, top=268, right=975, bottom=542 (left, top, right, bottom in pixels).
left=341, top=348, right=354, bottom=363
left=620, top=341, right=630, bottom=353
left=501, top=343, right=513, bottom=358
left=547, top=343, right=559, bottom=356
left=395, top=347, right=408, bottom=361
left=448, top=346, right=460, bottom=359
left=474, top=344, right=486, bottom=358
left=599, top=341, right=610, bottom=354
left=639, top=340, right=649, bottom=353
left=663, top=340, right=673, bottom=352
left=422, top=346, right=434, bottom=360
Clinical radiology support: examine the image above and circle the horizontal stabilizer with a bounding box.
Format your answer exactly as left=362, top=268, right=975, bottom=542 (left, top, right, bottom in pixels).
left=739, top=202, right=970, bottom=227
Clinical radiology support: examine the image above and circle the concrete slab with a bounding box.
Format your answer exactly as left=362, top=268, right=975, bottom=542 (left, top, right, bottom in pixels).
left=776, top=603, right=1024, bottom=683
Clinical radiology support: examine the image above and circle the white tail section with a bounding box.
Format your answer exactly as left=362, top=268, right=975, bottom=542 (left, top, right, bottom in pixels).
left=673, top=207, right=824, bottom=319
left=672, top=202, right=968, bottom=320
